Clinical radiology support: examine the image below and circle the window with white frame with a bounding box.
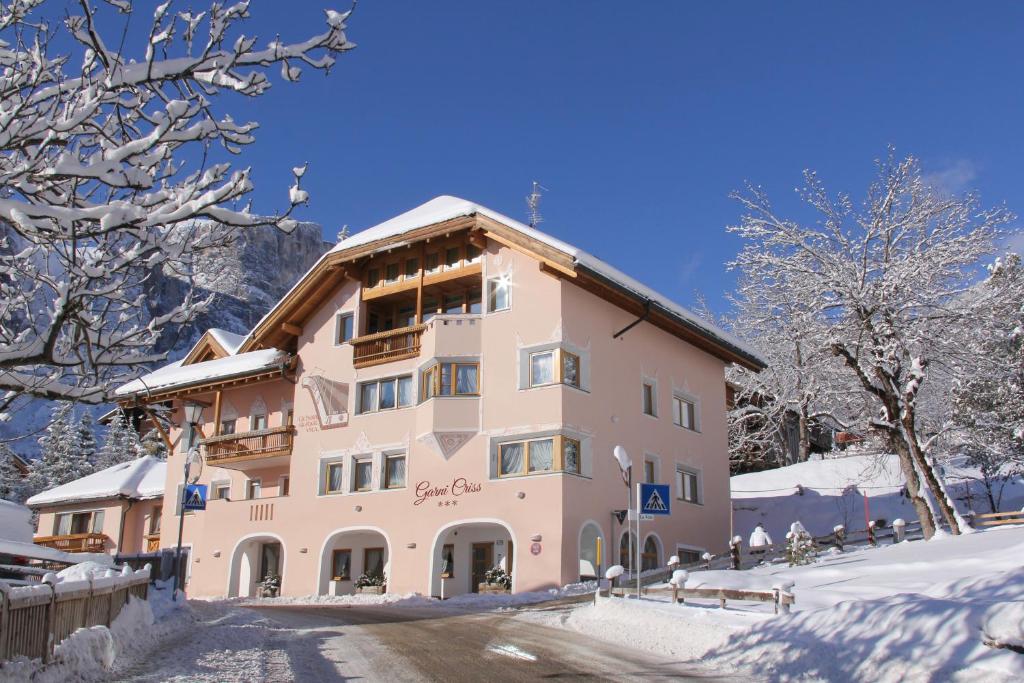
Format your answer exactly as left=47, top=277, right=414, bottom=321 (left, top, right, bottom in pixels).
left=251, top=413, right=267, bottom=431
left=642, top=381, right=657, bottom=416
left=54, top=510, right=104, bottom=535
left=211, top=481, right=230, bottom=500
left=676, top=466, right=701, bottom=504
left=353, top=457, right=373, bottom=492
left=487, top=276, right=510, bottom=312
left=323, top=461, right=344, bottom=494
left=673, top=394, right=698, bottom=431
left=498, top=436, right=581, bottom=477
left=335, top=312, right=355, bottom=344
left=358, top=375, right=414, bottom=413
left=246, top=479, right=262, bottom=500
left=383, top=452, right=406, bottom=489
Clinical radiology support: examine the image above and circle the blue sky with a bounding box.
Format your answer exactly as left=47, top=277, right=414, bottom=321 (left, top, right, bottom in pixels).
left=158, top=3, right=1024, bottom=312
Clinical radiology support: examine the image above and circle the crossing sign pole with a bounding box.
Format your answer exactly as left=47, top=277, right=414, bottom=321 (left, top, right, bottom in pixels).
left=635, top=483, right=642, bottom=599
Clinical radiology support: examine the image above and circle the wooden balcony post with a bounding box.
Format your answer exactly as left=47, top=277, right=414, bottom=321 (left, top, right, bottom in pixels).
left=213, top=390, right=223, bottom=437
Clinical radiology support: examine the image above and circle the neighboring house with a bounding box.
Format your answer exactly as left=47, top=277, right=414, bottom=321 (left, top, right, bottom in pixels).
left=26, top=457, right=166, bottom=556
left=115, top=195, right=765, bottom=599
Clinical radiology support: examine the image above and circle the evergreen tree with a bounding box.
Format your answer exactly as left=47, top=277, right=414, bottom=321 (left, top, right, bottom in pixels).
left=76, top=412, right=99, bottom=473
left=139, top=429, right=168, bottom=460
left=96, top=411, right=142, bottom=470
left=29, top=402, right=91, bottom=493
left=785, top=521, right=817, bottom=566
left=0, top=444, right=26, bottom=503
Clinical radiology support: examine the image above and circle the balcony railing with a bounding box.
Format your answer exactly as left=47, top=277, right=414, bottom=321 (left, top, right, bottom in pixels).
left=201, top=425, right=296, bottom=466
left=34, top=533, right=108, bottom=553
left=351, top=324, right=426, bottom=368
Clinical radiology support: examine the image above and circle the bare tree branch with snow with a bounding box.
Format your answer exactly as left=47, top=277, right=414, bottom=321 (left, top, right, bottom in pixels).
left=0, top=0, right=354, bottom=418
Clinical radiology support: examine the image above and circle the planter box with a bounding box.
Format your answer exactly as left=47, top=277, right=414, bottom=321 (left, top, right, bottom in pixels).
left=477, top=583, right=510, bottom=594
left=357, top=585, right=386, bottom=595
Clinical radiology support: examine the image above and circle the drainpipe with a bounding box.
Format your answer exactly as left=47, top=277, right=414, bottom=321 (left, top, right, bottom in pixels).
left=118, top=497, right=135, bottom=556
left=612, top=299, right=652, bottom=339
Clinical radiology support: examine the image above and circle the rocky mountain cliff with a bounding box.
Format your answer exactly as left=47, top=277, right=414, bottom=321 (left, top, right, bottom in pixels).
left=4, top=222, right=330, bottom=456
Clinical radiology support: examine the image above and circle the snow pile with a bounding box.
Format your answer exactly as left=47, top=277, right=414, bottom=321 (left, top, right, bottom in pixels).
left=57, top=560, right=115, bottom=582
left=26, top=456, right=165, bottom=506
left=983, top=602, right=1024, bottom=651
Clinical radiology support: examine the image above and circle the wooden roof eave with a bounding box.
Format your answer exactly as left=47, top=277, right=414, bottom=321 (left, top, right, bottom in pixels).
left=117, top=358, right=297, bottom=406
left=181, top=331, right=231, bottom=366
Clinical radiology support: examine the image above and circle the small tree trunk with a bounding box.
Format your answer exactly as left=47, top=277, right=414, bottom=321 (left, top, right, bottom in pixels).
left=798, top=408, right=811, bottom=463
left=888, top=432, right=937, bottom=539
left=901, top=413, right=962, bottom=535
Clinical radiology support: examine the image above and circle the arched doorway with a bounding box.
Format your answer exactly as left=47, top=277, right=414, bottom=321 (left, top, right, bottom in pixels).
left=429, top=519, right=515, bottom=598
left=227, top=533, right=286, bottom=598
left=642, top=533, right=662, bottom=571
left=317, top=527, right=391, bottom=595
left=578, top=521, right=605, bottom=580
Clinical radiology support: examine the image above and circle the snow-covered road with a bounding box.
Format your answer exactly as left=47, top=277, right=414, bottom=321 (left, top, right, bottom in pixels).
left=111, top=599, right=739, bottom=682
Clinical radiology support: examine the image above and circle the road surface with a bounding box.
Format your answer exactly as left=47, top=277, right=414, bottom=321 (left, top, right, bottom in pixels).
left=113, top=600, right=741, bottom=682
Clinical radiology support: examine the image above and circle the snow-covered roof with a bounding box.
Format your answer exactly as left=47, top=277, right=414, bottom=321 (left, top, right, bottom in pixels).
left=26, top=456, right=166, bottom=507
left=208, top=328, right=246, bottom=355
left=321, top=195, right=763, bottom=365
left=0, top=499, right=33, bottom=543
left=115, top=348, right=287, bottom=398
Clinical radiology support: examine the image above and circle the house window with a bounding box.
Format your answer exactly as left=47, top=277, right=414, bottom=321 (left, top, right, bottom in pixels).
left=251, top=413, right=267, bottom=431
left=364, top=547, right=385, bottom=577
left=331, top=549, right=351, bottom=581
left=367, top=268, right=381, bottom=288
left=325, top=462, right=344, bottom=494
left=212, top=482, right=230, bottom=500
left=384, top=453, right=406, bottom=489
left=644, top=459, right=656, bottom=484
left=421, top=362, right=479, bottom=398
left=528, top=349, right=580, bottom=388
left=149, top=507, right=162, bottom=534
left=404, top=258, right=419, bottom=279
left=354, top=459, right=373, bottom=492
left=55, top=510, right=103, bottom=536
left=673, top=395, right=697, bottom=431
left=246, top=479, right=262, bottom=500
left=358, top=376, right=413, bottom=413
left=676, top=467, right=701, bottom=504
left=385, top=262, right=400, bottom=284
left=619, top=532, right=636, bottom=572
left=499, top=436, right=580, bottom=477
left=280, top=476, right=290, bottom=496
left=336, top=313, right=354, bottom=343
left=444, top=246, right=461, bottom=270
left=465, top=243, right=482, bottom=264
left=220, top=419, right=236, bottom=435
left=487, top=277, right=510, bottom=312
left=642, top=382, right=656, bottom=416
left=642, top=537, right=659, bottom=571
left=444, top=294, right=463, bottom=315
left=425, top=253, right=440, bottom=274
left=440, top=543, right=455, bottom=578
left=676, top=547, right=703, bottom=565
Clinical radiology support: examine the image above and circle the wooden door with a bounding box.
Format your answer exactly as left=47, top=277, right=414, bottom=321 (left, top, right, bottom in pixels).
left=470, top=543, right=493, bottom=593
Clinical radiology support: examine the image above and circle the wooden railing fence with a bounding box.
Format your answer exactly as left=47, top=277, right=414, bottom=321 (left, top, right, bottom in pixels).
left=351, top=324, right=426, bottom=368
left=202, top=425, right=295, bottom=464
left=968, top=510, right=1024, bottom=528
left=0, top=565, right=150, bottom=664
left=33, top=533, right=108, bottom=554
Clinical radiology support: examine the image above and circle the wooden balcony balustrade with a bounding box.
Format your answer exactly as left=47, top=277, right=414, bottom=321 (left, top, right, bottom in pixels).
left=351, top=324, right=426, bottom=368
left=201, top=425, right=296, bottom=466
left=34, top=533, right=108, bottom=553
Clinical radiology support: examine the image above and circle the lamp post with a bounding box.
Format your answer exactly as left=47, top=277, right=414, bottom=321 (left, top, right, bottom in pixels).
left=173, top=401, right=203, bottom=601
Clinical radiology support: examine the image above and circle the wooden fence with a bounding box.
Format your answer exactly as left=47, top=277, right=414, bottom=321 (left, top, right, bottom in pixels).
left=32, top=533, right=108, bottom=554
left=0, top=565, right=150, bottom=664
left=968, top=510, right=1024, bottom=528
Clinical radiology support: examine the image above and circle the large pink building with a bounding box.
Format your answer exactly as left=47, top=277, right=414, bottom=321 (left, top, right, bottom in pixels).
left=115, top=196, right=764, bottom=598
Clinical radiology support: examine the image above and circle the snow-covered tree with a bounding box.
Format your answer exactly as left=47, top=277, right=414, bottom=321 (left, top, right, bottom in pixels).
left=139, top=428, right=168, bottom=460
left=0, top=443, right=27, bottom=502
left=28, top=402, right=91, bottom=493
left=96, top=410, right=142, bottom=469
left=785, top=522, right=816, bottom=566
left=0, top=1, right=354, bottom=421
left=728, top=152, right=1013, bottom=538
left=76, top=412, right=99, bottom=472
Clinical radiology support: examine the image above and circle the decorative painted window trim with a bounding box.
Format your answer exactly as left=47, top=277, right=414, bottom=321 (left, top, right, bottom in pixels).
left=318, top=454, right=347, bottom=495
left=352, top=455, right=374, bottom=493
left=382, top=451, right=407, bottom=489
left=517, top=341, right=589, bottom=392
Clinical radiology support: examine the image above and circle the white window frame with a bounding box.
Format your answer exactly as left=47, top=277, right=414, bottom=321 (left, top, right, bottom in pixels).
left=246, top=478, right=262, bottom=500
left=672, top=393, right=700, bottom=432
left=486, top=275, right=511, bottom=313
left=382, top=451, right=407, bottom=490
left=352, top=456, right=374, bottom=493
left=641, top=379, right=658, bottom=417
left=335, top=311, right=355, bottom=345
left=211, top=479, right=231, bottom=500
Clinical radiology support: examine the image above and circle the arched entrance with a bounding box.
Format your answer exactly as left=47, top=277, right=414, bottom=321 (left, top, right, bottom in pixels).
left=578, top=521, right=605, bottom=580
left=227, top=533, right=286, bottom=598
left=317, top=527, right=391, bottom=595
left=642, top=533, right=663, bottom=571
left=618, top=529, right=637, bottom=572
left=429, top=519, right=515, bottom=598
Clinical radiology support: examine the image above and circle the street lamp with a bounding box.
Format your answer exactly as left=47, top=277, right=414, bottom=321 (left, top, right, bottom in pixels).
left=173, top=402, right=203, bottom=601
left=611, top=445, right=633, bottom=588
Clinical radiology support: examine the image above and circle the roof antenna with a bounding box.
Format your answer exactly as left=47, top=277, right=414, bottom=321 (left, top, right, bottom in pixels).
left=526, top=181, right=548, bottom=228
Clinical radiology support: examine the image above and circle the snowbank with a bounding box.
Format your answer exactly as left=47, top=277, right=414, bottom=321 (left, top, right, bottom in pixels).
left=0, top=500, right=33, bottom=543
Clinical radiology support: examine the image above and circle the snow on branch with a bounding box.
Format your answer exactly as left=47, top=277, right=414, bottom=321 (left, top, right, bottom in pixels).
left=0, top=1, right=355, bottom=415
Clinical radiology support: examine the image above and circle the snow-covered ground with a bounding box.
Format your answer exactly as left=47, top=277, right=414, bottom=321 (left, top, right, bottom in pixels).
left=732, top=451, right=1024, bottom=542
left=522, top=525, right=1024, bottom=682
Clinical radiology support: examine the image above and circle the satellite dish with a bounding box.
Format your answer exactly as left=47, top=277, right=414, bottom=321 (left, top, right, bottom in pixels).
left=185, top=448, right=204, bottom=484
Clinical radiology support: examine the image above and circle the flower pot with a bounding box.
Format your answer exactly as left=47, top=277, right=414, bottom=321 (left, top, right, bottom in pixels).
left=477, top=583, right=510, bottom=594
left=357, top=585, right=386, bottom=594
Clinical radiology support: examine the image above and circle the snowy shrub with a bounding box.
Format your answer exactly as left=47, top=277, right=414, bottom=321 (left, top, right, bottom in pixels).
left=354, top=572, right=386, bottom=589
left=786, top=522, right=817, bottom=566
left=483, top=567, right=512, bottom=589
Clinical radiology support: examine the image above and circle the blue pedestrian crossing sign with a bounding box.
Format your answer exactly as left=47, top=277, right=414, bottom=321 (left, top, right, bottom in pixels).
left=639, top=483, right=671, bottom=516
left=183, top=484, right=207, bottom=511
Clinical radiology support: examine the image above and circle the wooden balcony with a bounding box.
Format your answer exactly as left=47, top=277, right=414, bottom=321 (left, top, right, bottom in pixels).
left=201, top=425, right=295, bottom=469
left=145, top=533, right=161, bottom=553
left=34, top=533, right=108, bottom=554
left=351, top=324, right=426, bottom=368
